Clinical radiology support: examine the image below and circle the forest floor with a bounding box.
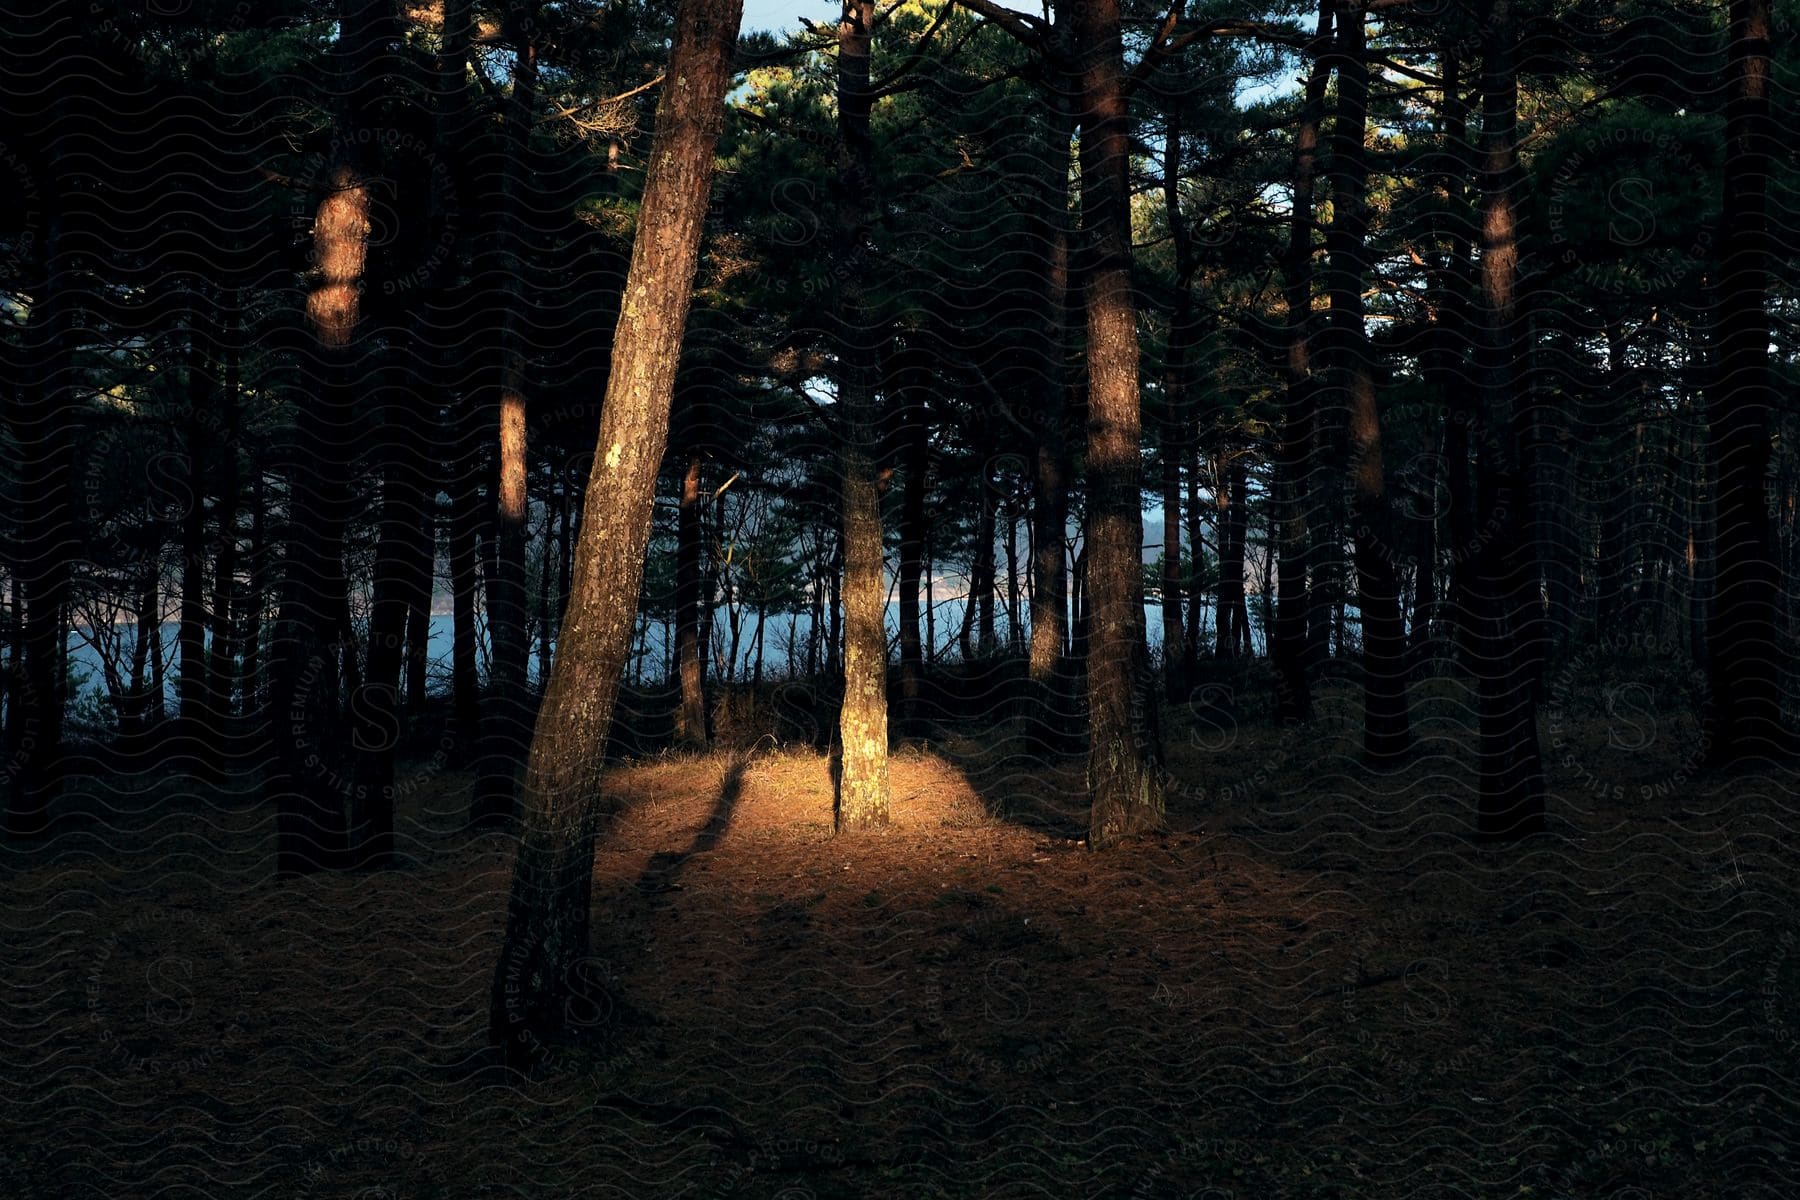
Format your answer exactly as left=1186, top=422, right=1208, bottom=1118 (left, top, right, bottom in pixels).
left=4, top=676, right=1800, bottom=1198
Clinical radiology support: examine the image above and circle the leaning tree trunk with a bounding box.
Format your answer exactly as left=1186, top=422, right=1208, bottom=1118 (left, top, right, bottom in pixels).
left=487, top=0, right=741, bottom=1065
left=833, top=0, right=890, bottom=830
left=1273, top=0, right=1331, bottom=724
left=1471, top=0, right=1546, bottom=838
left=474, top=2, right=542, bottom=826
left=1326, top=9, right=1411, bottom=763
left=1075, top=0, right=1165, bottom=849
left=1705, top=0, right=1786, bottom=763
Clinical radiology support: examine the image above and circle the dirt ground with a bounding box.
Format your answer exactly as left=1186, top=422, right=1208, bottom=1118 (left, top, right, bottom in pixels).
left=3, top=676, right=1799, bottom=1198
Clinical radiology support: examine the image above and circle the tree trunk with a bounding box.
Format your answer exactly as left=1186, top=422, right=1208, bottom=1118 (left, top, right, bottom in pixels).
left=474, top=3, right=542, bottom=826
left=1028, top=76, right=1074, bottom=686
left=1159, top=111, right=1193, bottom=700
left=924, top=534, right=936, bottom=664
left=1326, top=9, right=1411, bottom=762
left=450, top=397, right=482, bottom=767
left=242, top=462, right=265, bottom=720
left=1705, top=0, right=1786, bottom=762
left=834, top=0, right=890, bottom=830
left=1471, top=0, right=1546, bottom=838
left=826, top=539, right=842, bottom=678
left=1003, top=495, right=1022, bottom=653
left=177, top=301, right=214, bottom=775
left=351, top=366, right=432, bottom=868
left=207, top=293, right=243, bottom=733
left=1075, top=0, right=1165, bottom=849
left=897, top=402, right=928, bottom=731
left=125, top=563, right=159, bottom=752
left=1433, top=45, right=1479, bottom=663
left=1230, top=460, right=1253, bottom=654
left=7, top=137, right=76, bottom=836
left=974, top=468, right=997, bottom=658
left=1214, top=451, right=1244, bottom=660
left=487, top=0, right=740, bottom=1066
left=1273, top=0, right=1330, bottom=722
left=1184, top=436, right=1204, bottom=665
left=674, top=450, right=708, bottom=747
left=406, top=542, right=430, bottom=712
left=269, top=0, right=385, bottom=874
left=537, top=477, right=557, bottom=683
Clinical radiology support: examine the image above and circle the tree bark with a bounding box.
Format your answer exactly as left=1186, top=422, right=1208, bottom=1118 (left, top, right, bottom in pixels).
left=1027, top=72, right=1074, bottom=686
left=1471, top=0, right=1546, bottom=838
left=1159, top=111, right=1193, bottom=700
left=1214, top=450, right=1245, bottom=659
left=674, top=449, right=708, bottom=747
left=450, top=396, right=483, bottom=767
left=1325, top=8, right=1411, bottom=762
left=488, top=0, right=741, bottom=1065
left=206, top=292, right=243, bottom=735
left=897, top=398, right=928, bottom=732
left=833, top=0, right=890, bottom=830
left=1075, top=0, right=1165, bottom=849
left=1705, top=0, right=1786, bottom=762
left=7, top=136, right=75, bottom=837
left=474, top=2, right=542, bottom=825
left=1273, top=0, right=1331, bottom=723
left=352, top=364, right=433, bottom=867
left=269, top=0, right=386, bottom=873
left=973, top=465, right=997, bottom=658
left=177, top=300, right=214, bottom=775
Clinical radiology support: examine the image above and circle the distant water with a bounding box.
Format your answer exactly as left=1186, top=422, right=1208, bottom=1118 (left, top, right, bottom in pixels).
left=65, top=600, right=1268, bottom=711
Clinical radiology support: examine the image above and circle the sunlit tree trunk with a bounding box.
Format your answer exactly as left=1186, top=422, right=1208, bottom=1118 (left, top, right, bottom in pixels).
left=474, top=1, right=541, bottom=825
left=1471, top=0, right=1546, bottom=838
left=487, top=0, right=741, bottom=1064
left=1705, top=0, right=1786, bottom=762
left=269, top=0, right=388, bottom=874
left=1076, top=0, right=1164, bottom=849
left=834, top=0, right=889, bottom=829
